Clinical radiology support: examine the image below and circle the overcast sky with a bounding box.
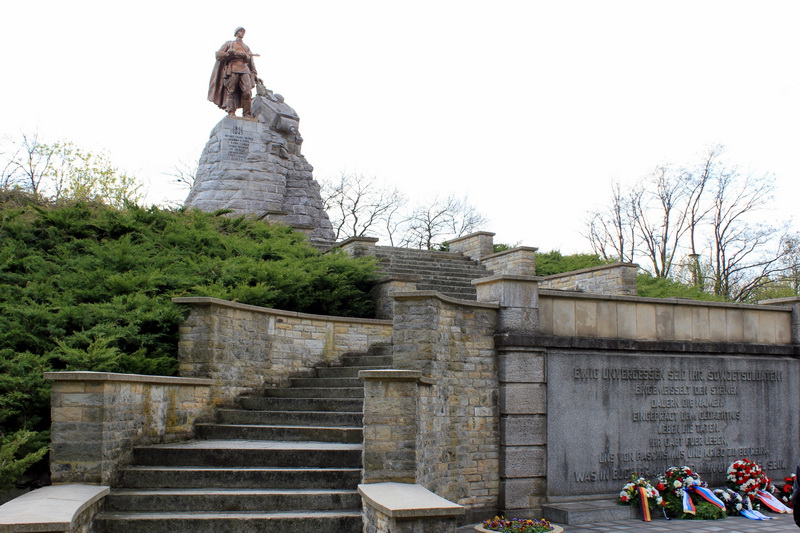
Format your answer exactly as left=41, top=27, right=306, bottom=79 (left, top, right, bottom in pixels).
left=2, top=1, right=798, bottom=252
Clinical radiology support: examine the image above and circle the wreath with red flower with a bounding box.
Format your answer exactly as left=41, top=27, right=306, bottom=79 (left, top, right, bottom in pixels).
left=657, top=466, right=725, bottom=520
left=726, top=459, right=772, bottom=499
left=779, top=473, right=795, bottom=508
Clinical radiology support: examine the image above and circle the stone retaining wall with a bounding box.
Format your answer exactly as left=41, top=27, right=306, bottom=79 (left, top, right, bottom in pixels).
left=46, top=372, right=214, bottom=485
left=539, top=263, right=637, bottom=296
left=174, top=297, right=393, bottom=399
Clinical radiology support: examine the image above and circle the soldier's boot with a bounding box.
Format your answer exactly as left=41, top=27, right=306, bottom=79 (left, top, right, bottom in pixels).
left=225, top=93, right=237, bottom=117
left=242, top=95, right=253, bottom=119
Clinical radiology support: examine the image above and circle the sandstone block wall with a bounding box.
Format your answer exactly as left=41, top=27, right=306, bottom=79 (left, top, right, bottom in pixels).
left=389, top=292, right=501, bottom=523
left=539, top=290, right=793, bottom=343
left=174, top=297, right=392, bottom=399
left=539, top=263, right=637, bottom=296
left=47, top=372, right=213, bottom=485
left=446, top=232, right=496, bottom=262
left=480, top=248, right=538, bottom=276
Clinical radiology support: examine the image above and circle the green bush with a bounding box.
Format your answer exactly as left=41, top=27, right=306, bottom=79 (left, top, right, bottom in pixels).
left=636, top=273, right=724, bottom=301
left=535, top=250, right=610, bottom=276
left=0, top=201, right=378, bottom=488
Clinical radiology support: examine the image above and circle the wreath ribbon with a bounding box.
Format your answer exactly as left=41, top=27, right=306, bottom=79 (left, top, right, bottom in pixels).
left=636, top=486, right=652, bottom=522
left=687, top=485, right=726, bottom=510
left=756, top=490, right=790, bottom=513
left=681, top=489, right=696, bottom=515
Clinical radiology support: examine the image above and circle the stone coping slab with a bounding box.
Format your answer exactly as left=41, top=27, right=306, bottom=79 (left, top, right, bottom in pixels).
left=391, top=291, right=500, bottom=310
left=0, top=484, right=109, bottom=532
left=472, top=274, right=544, bottom=284
left=358, top=482, right=464, bottom=518
left=44, top=371, right=213, bottom=386
left=478, top=246, right=540, bottom=261
left=539, top=288, right=794, bottom=311
left=172, top=296, right=392, bottom=325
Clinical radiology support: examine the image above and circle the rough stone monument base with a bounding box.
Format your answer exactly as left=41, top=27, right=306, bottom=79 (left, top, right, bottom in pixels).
left=185, top=94, right=335, bottom=247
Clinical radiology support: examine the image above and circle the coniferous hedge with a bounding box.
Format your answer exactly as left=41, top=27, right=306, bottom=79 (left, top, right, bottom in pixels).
left=0, top=197, right=378, bottom=486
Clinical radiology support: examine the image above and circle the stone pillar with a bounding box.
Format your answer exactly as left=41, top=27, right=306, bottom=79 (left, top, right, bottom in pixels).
left=497, top=346, right=547, bottom=517
left=474, top=275, right=541, bottom=333
left=446, top=231, right=495, bottom=261
left=480, top=247, right=538, bottom=276
left=760, top=296, right=800, bottom=345
left=360, top=370, right=423, bottom=484
left=334, top=236, right=380, bottom=257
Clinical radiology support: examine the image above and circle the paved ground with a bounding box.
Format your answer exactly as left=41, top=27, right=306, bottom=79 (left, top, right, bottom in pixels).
left=458, top=513, right=797, bottom=532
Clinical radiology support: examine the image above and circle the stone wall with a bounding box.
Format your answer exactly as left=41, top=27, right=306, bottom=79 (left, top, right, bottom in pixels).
left=47, top=372, right=214, bottom=485
left=385, top=292, right=501, bottom=523
left=538, top=290, right=793, bottom=343
left=446, top=232, right=496, bottom=262
left=539, top=263, right=637, bottom=296
left=174, top=297, right=392, bottom=399
left=480, top=248, right=538, bottom=276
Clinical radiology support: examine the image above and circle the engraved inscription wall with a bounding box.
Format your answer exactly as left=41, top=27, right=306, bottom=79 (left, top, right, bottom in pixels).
left=546, top=351, right=798, bottom=497
left=222, top=124, right=255, bottom=161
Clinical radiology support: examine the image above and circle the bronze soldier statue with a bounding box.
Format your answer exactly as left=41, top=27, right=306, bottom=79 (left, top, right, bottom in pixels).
left=208, top=27, right=258, bottom=118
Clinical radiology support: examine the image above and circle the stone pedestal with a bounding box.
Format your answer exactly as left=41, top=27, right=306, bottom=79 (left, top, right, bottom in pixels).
left=185, top=94, right=335, bottom=247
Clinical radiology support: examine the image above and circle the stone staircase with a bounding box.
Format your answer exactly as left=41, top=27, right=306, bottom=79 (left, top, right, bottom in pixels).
left=94, top=345, right=393, bottom=533
left=372, top=246, right=490, bottom=300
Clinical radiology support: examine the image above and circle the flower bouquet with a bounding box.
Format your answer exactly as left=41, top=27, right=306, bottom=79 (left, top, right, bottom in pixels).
left=725, top=458, right=791, bottom=516
left=657, top=466, right=726, bottom=520
left=726, top=458, right=772, bottom=499
left=713, top=488, right=744, bottom=516
left=778, top=473, right=795, bottom=508
left=476, top=516, right=561, bottom=533
left=618, top=475, right=665, bottom=519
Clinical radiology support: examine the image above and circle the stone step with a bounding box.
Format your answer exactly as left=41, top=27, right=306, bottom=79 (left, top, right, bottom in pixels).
left=240, top=396, right=363, bottom=411
left=340, top=355, right=393, bottom=367
left=196, top=423, right=362, bottom=443
left=132, top=440, right=362, bottom=467
left=541, top=499, right=637, bottom=525
left=217, top=408, right=362, bottom=427
left=118, top=466, right=362, bottom=489
left=95, top=510, right=362, bottom=533
left=104, top=488, right=361, bottom=513
left=415, top=283, right=477, bottom=293
left=314, top=366, right=384, bottom=378
left=260, top=387, right=364, bottom=399
left=373, top=247, right=474, bottom=260
left=377, top=262, right=487, bottom=274
left=290, top=377, right=363, bottom=388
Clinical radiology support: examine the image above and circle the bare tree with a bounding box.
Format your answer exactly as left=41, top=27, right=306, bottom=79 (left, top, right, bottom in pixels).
left=3, top=133, right=56, bottom=198
left=629, top=165, right=697, bottom=278
left=168, top=160, right=198, bottom=190
left=585, top=181, right=636, bottom=263
left=585, top=145, right=793, bottom=301
left=401, top=195, right=488, bottom=250
left=705, top=161, right=788, bottom=301
left=320, top=173, right=406, bottom=242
